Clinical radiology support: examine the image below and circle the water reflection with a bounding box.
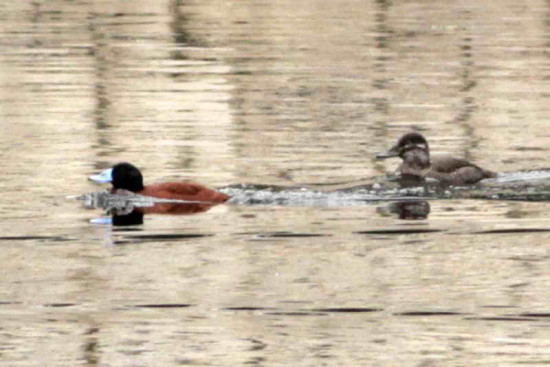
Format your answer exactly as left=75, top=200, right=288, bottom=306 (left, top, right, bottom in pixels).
left=79, top=191, right=223, bottom=226
left=111, top=209, right=144, bottom=226
left=377, top=200, right=431, bottom=220
left=82, top=327, right=100, bottom=366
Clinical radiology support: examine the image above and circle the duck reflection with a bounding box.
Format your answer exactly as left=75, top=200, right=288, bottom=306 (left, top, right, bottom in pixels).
left=377, top=200, right=430, bottom=220
left=80, top=191, right=223, bottom=226
left=111, top=209, right=144, bottom=226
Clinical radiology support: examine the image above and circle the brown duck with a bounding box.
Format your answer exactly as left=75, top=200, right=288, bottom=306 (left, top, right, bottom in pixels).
left=376, top=132, right=497, bottom=185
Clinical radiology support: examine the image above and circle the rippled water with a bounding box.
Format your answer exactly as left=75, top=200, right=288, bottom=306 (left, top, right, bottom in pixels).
left=1, top=0, right=549, bottom=366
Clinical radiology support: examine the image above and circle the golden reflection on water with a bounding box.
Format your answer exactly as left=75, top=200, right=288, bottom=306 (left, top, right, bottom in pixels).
left=0, top=0, right=549, bottom=366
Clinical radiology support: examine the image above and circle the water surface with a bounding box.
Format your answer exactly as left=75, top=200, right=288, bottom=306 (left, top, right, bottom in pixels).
left=0, top=0, right=549, bottom=366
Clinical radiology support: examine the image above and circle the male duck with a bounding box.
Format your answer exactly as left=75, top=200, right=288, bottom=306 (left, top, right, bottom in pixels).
left=376, top=132, right=496, bottom=185
left=89, top=162, right=230, bottom=203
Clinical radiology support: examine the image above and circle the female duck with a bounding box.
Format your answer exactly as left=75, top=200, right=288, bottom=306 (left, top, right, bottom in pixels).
left=376, top=132, right=496, bottom=185
left=89, top=162, right=230, bottom=203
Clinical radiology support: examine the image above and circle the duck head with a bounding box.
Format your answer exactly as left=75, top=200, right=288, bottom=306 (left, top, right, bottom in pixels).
left=89, top=162, right=145, bottom=192
left=376, top=132, right=431, bottom=171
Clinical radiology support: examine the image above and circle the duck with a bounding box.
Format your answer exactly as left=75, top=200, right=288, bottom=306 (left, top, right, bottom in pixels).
left=376, top=132, right=497, bottom=185
left=88, top=162, right=230, bottom=203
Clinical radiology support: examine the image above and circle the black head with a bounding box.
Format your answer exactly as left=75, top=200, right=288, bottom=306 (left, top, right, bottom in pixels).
left=111, top=162, right=145, bottom=192
left=376, top=132, right=430, bottom=159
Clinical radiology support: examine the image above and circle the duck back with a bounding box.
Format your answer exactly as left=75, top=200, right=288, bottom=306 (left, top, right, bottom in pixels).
left=429, top=155, right=496, bottom=184
left=139, top=182, right=230, bottom=203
